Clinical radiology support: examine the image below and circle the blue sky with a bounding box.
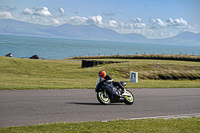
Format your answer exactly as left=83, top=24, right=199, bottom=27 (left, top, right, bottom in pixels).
left=0, top=0, right=199, bottom=39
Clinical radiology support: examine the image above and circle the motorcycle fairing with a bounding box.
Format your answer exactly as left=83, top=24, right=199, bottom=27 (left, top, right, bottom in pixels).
left=96, top=81, right=113, bottom=94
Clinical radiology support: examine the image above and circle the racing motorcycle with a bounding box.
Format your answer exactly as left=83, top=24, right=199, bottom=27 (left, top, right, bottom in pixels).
left=95, top=77, right=134, bottom=105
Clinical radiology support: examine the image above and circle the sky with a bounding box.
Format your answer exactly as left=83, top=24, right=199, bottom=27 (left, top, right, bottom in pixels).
left=0, top=0, right=200, bottom=39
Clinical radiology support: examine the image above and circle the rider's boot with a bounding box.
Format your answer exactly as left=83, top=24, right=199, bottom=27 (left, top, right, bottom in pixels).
left=103, top=92, right=109, bottom=98
left=121, top=88, right=126, bottom=96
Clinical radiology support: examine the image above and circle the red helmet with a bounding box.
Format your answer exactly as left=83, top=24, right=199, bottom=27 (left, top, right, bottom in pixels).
left=98, top=70, right=106, bottom=78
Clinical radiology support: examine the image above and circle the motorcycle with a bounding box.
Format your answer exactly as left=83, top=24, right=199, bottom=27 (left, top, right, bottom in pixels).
left=95, top=77, right=134, bottom=105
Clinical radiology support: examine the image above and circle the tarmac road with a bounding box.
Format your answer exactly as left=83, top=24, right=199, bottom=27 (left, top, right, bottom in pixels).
left=0, top=88, right=200, bottom=127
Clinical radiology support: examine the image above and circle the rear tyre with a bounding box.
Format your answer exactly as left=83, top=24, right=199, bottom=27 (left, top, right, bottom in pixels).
left=124, top=90, right=134, bottom=105
left=97, top=91, right=110, bottom=105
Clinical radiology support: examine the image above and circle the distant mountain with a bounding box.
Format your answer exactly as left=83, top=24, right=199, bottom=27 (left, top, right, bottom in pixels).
left=0, top=19, right=54, bottom=37
left=171, top=31, right=200, bottom=42
left=148, top=31, right=200, bottom=46
left=0, top=19, right=147, bottom=42
left=47, top=23, right=121, bottom=40
left=0, top=19, right=199, bottom=46
left=46, top=23, right=147, bottom=42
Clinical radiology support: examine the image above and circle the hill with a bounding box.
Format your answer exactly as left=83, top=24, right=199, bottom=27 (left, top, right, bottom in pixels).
left=0, top=19, right=54, bottom=37
left=0, top=19, right=147, bottom=42
left=171, top=31, right=200, bottom=42
left=148, top=31, right=200, bottom=46
left=47, top=23, right=147, bottom=42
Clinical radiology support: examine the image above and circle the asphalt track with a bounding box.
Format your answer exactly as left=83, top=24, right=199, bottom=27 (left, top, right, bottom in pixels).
left=0, top=88, right=200, bottom=127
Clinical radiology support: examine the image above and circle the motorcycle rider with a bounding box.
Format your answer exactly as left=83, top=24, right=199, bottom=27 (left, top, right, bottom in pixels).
left=98, top=70, right=126, bottom=95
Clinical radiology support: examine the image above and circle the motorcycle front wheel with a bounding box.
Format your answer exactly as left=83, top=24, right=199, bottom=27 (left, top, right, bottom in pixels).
left=124, top=90, right=134, bottom=105
left=97, top=91, right=110, bottom=105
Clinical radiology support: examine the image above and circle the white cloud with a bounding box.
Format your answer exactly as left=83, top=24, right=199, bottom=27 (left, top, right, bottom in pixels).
left=23, top=8, right=33, bottom=15
left=34, top=6, right=52, bottom=17
left=55, top=8, right=64, bottom=16
left=103, top=18, right=147, bottom=33
left=69, top=16, right=87, bottom=25
left=150, top=18, right=188, bottom=29
left=52, top=19, right=60, bottom=24
left=69, top=15, right=103, bottom=25
left=0, top=11, right=13, bottom=19
left=23, top=6, right=52, bottom=17
left=166, top=18, right=188, bottom=28
left=174, top=18, right=187, bottom=26
left=150, top=18, right=168, bottom=28
left=133, top=18, right=142, bottom=23
left=87, top=15, right=103, bottom=25
left=107, top=20, right=118, bottom=28
left=132, top=23, right=146, bottom=29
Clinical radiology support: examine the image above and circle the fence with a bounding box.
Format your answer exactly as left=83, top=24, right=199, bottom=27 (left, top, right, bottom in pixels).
left=71, top=51, right=200, bottom=58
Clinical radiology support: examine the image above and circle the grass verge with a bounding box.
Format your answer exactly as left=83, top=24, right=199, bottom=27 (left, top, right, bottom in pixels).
left=0, top=56, right=200, bottom=90
left=70, top=54, right=200, bottom=62
left=0, top=117, right=199, bottom=133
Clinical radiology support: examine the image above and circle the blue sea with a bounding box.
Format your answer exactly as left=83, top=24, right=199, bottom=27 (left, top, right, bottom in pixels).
left=0, top=35, right=200, bottom=59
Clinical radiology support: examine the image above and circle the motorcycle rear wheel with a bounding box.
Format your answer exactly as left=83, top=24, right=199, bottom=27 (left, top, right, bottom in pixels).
left=97, top=91, right=110, bottom=105
left=124, top=90, right=134, bottom=105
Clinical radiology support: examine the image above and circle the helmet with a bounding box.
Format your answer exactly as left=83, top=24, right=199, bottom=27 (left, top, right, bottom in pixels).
left=98, top=70, right=106, bottom=78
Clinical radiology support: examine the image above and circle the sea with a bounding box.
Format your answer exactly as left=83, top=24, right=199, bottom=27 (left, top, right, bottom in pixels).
left=0, top=34, right=200, bottom=59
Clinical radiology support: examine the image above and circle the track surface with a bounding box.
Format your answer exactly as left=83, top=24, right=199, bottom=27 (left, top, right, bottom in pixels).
left=0, top=88, right=200, bottom=127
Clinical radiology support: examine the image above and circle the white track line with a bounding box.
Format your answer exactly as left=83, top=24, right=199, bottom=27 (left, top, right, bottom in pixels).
left=101, top=113, right=200, bottom=122
left=127, top=113, right=200, bottom=120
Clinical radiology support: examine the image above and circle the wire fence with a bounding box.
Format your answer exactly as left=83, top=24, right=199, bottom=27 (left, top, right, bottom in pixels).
left=71, top=51, right=200, bottom=58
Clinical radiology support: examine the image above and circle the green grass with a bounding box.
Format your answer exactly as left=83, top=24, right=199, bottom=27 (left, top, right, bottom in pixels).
left=95, top=59, right=200, bottom=79
left=0, top=117, right=199, bottom=133
left=0, top=56, right=200, bottom=90
left=0, top=56, right=97, bottom=89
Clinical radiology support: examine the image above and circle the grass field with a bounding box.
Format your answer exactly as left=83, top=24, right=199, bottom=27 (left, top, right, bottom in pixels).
left=0, top=55, right=200, bottom=90
left=70, top=54, right=200, bottom=61
left=0, top=117, right=199, bottom=132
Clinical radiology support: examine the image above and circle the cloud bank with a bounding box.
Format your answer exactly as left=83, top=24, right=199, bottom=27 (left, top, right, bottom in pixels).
left=150, top=18, right=188, bottom=28
left=0, top=11, right=13, bottom=19
left=23, top=6, right=52, bottom=16
left=69, top=15, right=103, bottom=25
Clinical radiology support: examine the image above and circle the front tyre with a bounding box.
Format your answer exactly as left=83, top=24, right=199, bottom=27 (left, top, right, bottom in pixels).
left=124, top=90, right=134, bottom=105
left=97, top=91, right=110, bottom=105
